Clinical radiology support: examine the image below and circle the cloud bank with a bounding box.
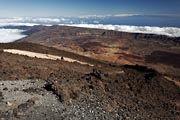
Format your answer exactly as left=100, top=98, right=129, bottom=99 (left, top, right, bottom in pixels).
left=0, top=17, right=180, bottom=44
left=0, top=17, right=70, bottom=26
left=65, top=24, right=180, bottom=37
left=78, top=14, right=141, bottom=18
left=1, top=17, right=178, bottom=37
left=0, top=29, right=26, bottom=43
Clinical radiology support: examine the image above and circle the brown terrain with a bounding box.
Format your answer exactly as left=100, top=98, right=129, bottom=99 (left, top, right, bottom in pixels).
left=0, top=26, right=180, bottom=119
left=17, top=25, right=180, bottom=81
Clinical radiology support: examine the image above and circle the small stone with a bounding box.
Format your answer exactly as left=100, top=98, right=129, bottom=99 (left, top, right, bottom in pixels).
left=3, top=87, right=8, bottom=91
left=6, top=101, right=13, bottom=106
left=14, top=87, right=19, bottom=91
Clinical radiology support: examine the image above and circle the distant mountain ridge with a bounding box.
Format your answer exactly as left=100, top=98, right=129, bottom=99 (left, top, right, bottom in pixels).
left=18, top=25, right=180, bottom=44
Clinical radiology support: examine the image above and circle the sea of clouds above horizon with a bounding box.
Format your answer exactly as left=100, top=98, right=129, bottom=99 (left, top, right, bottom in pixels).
left=0, top=16, right=180, bottom=43
left=0, top=29, right=26, bottom=43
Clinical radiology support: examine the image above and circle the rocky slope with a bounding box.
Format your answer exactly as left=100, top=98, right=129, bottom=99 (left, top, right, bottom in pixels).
left=0, top=43, right=180, bottom=119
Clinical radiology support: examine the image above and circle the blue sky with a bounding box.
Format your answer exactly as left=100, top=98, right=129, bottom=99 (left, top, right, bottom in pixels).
left=0, top=0, right=180, bottom=17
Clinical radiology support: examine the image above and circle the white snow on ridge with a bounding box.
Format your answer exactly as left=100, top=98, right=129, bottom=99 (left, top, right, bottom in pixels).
left=0, top=29, right=26, bottom=43
left=65, top=24, right=180, bottom=37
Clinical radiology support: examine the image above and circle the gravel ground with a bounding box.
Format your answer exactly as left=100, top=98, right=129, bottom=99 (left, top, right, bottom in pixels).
left=0, top=48, right=180, bottom=120
left=0, top=80, right=116, bottom=120
left=0, top=80, right=64, bottom=120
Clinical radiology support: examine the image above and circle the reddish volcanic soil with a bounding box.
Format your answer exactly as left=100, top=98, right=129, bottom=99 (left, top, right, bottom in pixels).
left=0, top=42, right=180, bottom=120
left=17, top=25, right=180, bottom=81
left=0, top=26, right=180, bottom=119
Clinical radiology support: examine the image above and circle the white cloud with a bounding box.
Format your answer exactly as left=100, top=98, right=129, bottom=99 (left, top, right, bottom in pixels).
left=31, top=18, right=68, bottom=23
left=0, top=29, right=26, bottom=43
left=78, top=14, right=141, bottom=18
left=64, top=24, right=180, bottom=37
left=0, top=17, right=180, bottom=43
left=78, top=15, right=105, bottom=18
left=113, top=14, right=141, bottom=17
left=0, top=17, right=69, bottom=26
left=0, top=22, right=39, bottom=26
left=93, top=20, right=100, bottom=24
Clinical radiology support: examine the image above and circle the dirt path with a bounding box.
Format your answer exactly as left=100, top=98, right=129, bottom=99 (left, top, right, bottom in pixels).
left=164, top=76, right=180, bottom=87
left=3, top=49, right=93, bottom=66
